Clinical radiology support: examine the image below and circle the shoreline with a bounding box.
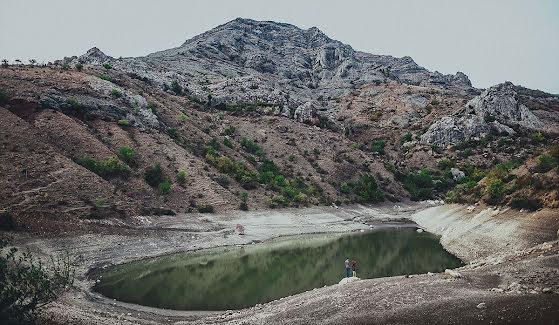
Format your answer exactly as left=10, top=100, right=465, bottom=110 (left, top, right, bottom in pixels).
left=3, top=202, right=558, bottom=324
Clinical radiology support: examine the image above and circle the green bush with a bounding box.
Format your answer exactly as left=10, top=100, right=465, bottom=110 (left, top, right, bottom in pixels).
left=340, top=182, right=350, bottom=193
left=167, top=128, right=180, bottom=138
left=401, top=169, right=435, bottom=201
left=224, top=126, right=236, bottom=136
left=486, top=179, right=504, bottom=204
left=147, top=102, right=157, bottom=114
left=158, top=181, right=171, bottom=194
left=171, top=80, right=182, bottom=95
left=294, top=192, right=307, bottom=204
left=510, top=196, right=542, bottom=211
left=118, top=119, right=129, bottom=126
left=370, top=140, right=386, bottom=154
left=198, top=204, right=214, bottom=213
left=240, top=137, right=263, bottom=155
left=223, top=138, right=233, bottom=149
left=74, top=63, right=83, bottom=71
left=352, top=174, right=384, bottom=202
left=103, top=63, right=112, bottom=69
left=288, top=154, right=295, bottom=162
left=179, top=114, right=188, bottom=121
left=145, top=163, right=164, bottom=187
left=75, top=156, right=129, bottom=178
left=0, top=91, right=7, bottom=105
left=118, top=146, right=135, bottom=166
left=400, top=133, right=412, bottom=145
left=549, top=144, right=559, bottom=163
left=0, top=236, right=74, bottom=323
left=67, top=98, right=79, bottom=109
left=95, top=199, right=105, bottom=206
left=534, top=154, right=556, bottom=173
left=98, top=74, right=110, bottom=81
left=111, top=89, right=122, bottom=97
left=177, top=170, right=186, bottom=184
left=530, top=132, right=544, bottom=143
left=437, top=158, right=454, bottom=170
left=240, top=202, right=248, bottom=211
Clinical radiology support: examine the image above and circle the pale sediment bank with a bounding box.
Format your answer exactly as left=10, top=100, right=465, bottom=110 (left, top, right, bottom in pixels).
left=12, top=202, right=559, bottom=324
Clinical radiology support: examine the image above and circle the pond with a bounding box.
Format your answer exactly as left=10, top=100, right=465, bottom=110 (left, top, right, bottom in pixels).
left=92, top=228, right=462, bottom=311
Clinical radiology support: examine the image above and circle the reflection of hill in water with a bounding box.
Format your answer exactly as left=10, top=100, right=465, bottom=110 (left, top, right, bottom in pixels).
left=94, top=228, right=462, bottom=310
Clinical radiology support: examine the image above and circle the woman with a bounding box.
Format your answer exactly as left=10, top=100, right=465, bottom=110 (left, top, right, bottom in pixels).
left=352, top=259, right=357, bottom=277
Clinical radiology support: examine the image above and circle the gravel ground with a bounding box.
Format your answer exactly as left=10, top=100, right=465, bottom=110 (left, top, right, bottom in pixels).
left=5, top=202, right=558, bottom=324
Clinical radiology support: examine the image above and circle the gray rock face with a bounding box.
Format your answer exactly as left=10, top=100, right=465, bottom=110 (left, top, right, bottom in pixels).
left=62, top=18, right=473, bottom=122
left=466, top=82, right=543, bottom=129
left=421, top=82, right=543, bottom=146
left=450, top=168, right=465, bottom=180
left=294, top=101, right=318, bottom=123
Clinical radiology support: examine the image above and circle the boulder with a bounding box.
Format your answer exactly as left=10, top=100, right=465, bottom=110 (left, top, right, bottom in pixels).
left=450, top=168, right=465, bottom=180
left=421, top=82, right=542, bottom=146
left=339, top=277, right=360, bottom=285
left=444, top=269, right=462, bottom=279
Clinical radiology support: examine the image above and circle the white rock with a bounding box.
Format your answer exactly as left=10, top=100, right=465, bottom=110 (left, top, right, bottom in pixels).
left=339, top=277, right=360, bottom=285
left=476, top=302, right=487, bottom=309
left=416, top=228, right=424, bottom=233
left=445, top=269, right=462, bottom=279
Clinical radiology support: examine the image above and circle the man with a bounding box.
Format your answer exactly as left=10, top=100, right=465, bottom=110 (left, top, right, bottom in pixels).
left=345, top=257, right=350, bottom=278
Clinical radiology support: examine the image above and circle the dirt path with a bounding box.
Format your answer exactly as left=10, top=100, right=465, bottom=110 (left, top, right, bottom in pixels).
left=6, top=202, right=558, bottom=324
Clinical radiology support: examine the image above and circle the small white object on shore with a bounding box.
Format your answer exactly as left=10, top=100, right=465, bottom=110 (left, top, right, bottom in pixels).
left=339, top=277, right=360, bottom=285
left=416, top=228, right=424, bottom=233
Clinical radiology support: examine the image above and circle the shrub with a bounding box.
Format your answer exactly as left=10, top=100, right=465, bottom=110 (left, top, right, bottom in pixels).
left=96, top=157, right=130, bottom=177
left=294, top=192, right=308, bottom=204
left=0, top=91, right=7, bottom=105
left=216, top=174, right=230, bottom=187
left=171, top=80, right=182, bottom=95
left=145, top=163, right=164, bottom=187
left=288, top=154, right=295, bottom=162
left=177, top=170, right=186, bottom=184
left=223, top=138, right=233, bottom=149
left=95, top=199, right=105, bottom=206
left=179, top=114, right=188, bottom=121
left=118, top=120, right=129, bottom=126
left=549, top=144, right=559, bottom=163
left=111, top=89, right=122, bottom=97
left=430, top=98, right=439, bottom=106
left=167, top=128, right=180, bottom=138
left=510, top=196, right=542, bottom=211
left=437, top=158, right=454, bottom=170
left=401, top=169, right=435, bottom=201
left=240, top=137, right=262, bottom=155
left=61, top=63, right=70, bottom=70
left=98, top=74, right=110, bottom=81
left=67, top=98, right=79, bottom=109
left=352, top=174, right=384, bottom=202
left=118, top=146, right=135, bottom=166
left=400, top=133, right=412, bottom=145
left=74, top=63, right=83, bottom=71
left=147, top=102, right=157, bottom=114
left=534, top=154, right=556, bottom=173
left=370, top=140, right=386, bottom=154
left=75, top=156, right=97, bottom=172
left=158, top=181, right=171, bottom=194
left=198, top=204, right=214, bottom=213
left=224, top=126, right=236, bottom=135
left=240, top=202, right=248, bottom=211
left=486, top=179, right=504, bottom=204
left=340, top=182, right=350, bottom=193
left=0, top=236, right=75, bottom=323
left=103, top=63, right=112, bottom=69
left=530, top=132, right=544, bottom=143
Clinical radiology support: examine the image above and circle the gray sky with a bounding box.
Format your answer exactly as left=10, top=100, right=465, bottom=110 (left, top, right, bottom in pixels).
left=1, top=0, right=558, bottom=93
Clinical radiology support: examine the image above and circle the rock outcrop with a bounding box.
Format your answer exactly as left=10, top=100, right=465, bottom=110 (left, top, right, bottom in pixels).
left=421, top=82, right=543, bottom=146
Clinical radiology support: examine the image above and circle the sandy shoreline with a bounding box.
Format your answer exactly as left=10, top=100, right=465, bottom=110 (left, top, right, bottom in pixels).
left=4, top=202, right=559, bottom=324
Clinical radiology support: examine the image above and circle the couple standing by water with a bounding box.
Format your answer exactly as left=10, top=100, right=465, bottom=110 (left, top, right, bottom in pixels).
left=345, top=257, right=357, bottom=277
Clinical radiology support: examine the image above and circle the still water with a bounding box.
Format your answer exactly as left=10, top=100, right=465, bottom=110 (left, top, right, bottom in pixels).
left=92, top=228, right=462, bottom=311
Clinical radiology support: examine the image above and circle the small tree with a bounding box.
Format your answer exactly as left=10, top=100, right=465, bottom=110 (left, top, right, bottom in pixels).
left=177, top=170, right=186, bottom=185
left=75, top=63, right=83, bottom=71
left=171, top=80, right=182, bottom=95
left=118, top=146, right=135, bottom=166
left=28, top=59, right=36, bottom=65
left=1, top=59, right=8, bottom=68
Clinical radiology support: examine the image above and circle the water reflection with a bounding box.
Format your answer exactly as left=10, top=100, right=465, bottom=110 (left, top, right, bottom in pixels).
left=93, top=228, right=462, bottom=311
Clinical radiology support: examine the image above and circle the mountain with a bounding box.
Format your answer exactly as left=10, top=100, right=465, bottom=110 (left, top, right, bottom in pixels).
left=1, top=18, right=558, bottom=233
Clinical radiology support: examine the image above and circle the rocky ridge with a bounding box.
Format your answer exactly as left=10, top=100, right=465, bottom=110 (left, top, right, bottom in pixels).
left=59, top=18, right=473, bottom=121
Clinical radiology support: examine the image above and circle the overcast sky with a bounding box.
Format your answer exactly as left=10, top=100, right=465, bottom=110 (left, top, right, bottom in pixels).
left=1, top=0, right=558, bottom=93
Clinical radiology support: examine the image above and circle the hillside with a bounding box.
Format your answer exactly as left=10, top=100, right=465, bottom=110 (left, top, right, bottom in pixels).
left=1, top=18, right=558, bottom=234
